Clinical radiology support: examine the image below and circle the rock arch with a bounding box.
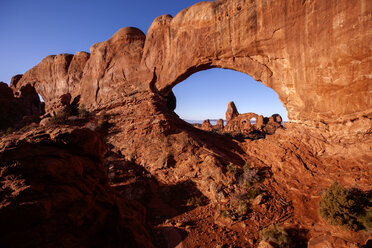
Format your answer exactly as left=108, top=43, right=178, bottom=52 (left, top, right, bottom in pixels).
left=10, top=0, right=371, bottom=128
left=143, top=0, right=371, bottom=126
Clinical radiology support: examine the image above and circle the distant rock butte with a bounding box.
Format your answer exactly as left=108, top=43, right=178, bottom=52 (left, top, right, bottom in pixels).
left=1, top=0, right=371, bottom=247
left=198, top=101, right=283, bottom=137
left=226, top=101, right=239, bottom=123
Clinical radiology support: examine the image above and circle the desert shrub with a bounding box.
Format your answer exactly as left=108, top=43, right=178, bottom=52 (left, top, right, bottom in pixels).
left=226, top=162, right=238, bottom=175
left=319, top=182, right=362, bottom=231
left=239, top=162, right=260, bottom=187
left=220, top=208, right=230, bottom=218
left=358, top=206, right=372, bottom=230
left=220, top=207, right=237, bottom=220
left=230, top=193, right=250, bottom=216
left=186, top=195, right=206, bottom=207
left=49, top=112, right=70, bottom=125
left=227, top=188, right=261, bottom=219
left=237, top=201, right=249, bottom=216
left=246, top=187, right=261, bottom=200
left=260, top=224, right=290, bottom=247
left=78, top=104, right=90, bottom=118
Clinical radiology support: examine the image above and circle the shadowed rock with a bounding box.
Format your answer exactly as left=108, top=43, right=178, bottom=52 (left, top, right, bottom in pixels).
left=0, top=82, right=42, bottom=129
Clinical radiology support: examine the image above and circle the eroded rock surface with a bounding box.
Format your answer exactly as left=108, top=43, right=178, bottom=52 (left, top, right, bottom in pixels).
left=226, top=101, right=239, bottom=123
left=11, top=0, right=372, bottom=128
left=0, top=127, right=154, bottom=248
left=0, top=82, right=42, bottom=129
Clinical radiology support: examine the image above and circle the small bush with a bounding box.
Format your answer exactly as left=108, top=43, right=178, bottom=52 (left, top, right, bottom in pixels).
left=226, top=163, right=238, bottom=175
left=246, top=187, right=261, bottom=200
left=228, top=188, right=261, bottom=218
left=186, top=195, right=206, bottom=207
left=358, top=207, right=372, bottom=230
left=220, top=208, right=233, bottom=219
left=319, top=182, right=362, bottom=231
left=260, top=224, right=290, bottom=247
left=239, top=162, right=260, bottom=187
left=237, top=201, right=249, bottom=216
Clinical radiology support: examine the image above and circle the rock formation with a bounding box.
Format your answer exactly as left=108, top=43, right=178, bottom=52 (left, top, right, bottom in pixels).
left=10, top=0, right=372, bottom=128
left=226, top=101, right=239, bottom=123
left=0, top=81, right=42, bottom=130
left=1, top=0, right=371, bottom=247
left=198, top=101, right=282, bottom=137
left=0, top=127, right=154, bottom=248
left=215, top=118, right=224, bottom=130
left=201, top=119, right=213, bottom=131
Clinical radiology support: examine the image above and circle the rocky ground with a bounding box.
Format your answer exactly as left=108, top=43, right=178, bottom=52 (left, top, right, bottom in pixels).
left=0, top=107, right=371, bottom=247
left=104, top=121, right=371, bottom=248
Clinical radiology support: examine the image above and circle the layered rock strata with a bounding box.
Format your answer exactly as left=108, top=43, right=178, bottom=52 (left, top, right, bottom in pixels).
left=10, top=0, right=372, bottom=128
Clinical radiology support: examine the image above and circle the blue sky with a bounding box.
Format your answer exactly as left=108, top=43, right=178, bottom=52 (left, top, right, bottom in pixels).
left=0, top=0, right=288, bottom=121
left=174, top=68, right=288, bottom=121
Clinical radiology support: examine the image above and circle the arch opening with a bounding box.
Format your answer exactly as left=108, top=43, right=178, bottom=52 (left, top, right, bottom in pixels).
left=172, top=68, right=288, bottom=124
left=38, top=94, right=44, bottom=103
left=250, top=117, right=256, bottom=125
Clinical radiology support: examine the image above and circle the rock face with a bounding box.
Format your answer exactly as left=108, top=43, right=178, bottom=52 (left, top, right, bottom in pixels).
left=143, top=0, right=372, bottom=126
left=48, top=93, right=72, bottom=116
left=11, top=0, right=372, bottom=128
left=0, top=127, right=154, bottom=248
left=0, top=82, right=42, bottom=129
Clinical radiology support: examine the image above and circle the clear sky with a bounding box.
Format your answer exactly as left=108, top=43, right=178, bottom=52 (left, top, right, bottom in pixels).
left=0, top=0, right=288, bottom=121
left=173, top=68, right=288, bottom=121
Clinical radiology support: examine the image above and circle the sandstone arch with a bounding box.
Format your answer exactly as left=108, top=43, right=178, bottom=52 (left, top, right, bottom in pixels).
left=11, top=0, right=371, bottom=128
left=143, top=0, right=372, bottom=126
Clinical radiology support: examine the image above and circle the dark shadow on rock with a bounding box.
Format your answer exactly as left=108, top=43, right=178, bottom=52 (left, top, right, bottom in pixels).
left=104, top=152, right=207, bottom=222
left=362, top=239, right=372, bottom=248
left=104, top=152, right=214, bottom=247
left=286, top=227, right=309, bottom=248
left=153, top=226, right=188, bottom=248
left=70, top=95, right=81, bottom=115
left=175, top=117, right=247, bottom=166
